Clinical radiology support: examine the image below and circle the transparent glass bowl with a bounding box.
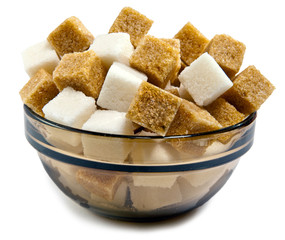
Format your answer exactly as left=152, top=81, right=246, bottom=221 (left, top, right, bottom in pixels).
left=23, top=105, right=256, bottom=221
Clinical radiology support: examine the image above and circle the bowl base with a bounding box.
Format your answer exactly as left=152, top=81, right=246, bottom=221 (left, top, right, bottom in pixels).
left=40, top=156, right=234, bottom=221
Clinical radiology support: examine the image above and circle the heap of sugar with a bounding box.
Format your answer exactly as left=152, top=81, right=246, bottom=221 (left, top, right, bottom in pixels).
left=20, top=7, right=275, bottom=163
left=97, top=62, right=147, bottom=112
left=178, top=52, right=233, bottom=106
left=89, top=33, right=134, bottom=69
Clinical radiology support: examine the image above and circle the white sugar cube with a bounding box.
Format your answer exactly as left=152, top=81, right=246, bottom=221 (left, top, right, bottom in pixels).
left=97, top=62, right=147, bottom=112
left=132, top=175, right=178, bottom=188
left=81, top=110, right=134, bottom=162
left=22, top=40, right=60, bottom=77
left=131, top=141, right=180, bottom=165
left=89, top=33, right=134, bottom=69
left=178, top=53, right=233, bottom=106
left=42, top=87, right=96, bottom=150
left=43, top=87, right=96, bottom=128
left=130, top=181, right=182, bottom=211
left=177, top=177, right=209, bottom=207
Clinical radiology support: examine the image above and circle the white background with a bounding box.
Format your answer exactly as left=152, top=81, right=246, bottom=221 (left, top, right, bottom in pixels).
left=1, top=0, right=284, bottom=239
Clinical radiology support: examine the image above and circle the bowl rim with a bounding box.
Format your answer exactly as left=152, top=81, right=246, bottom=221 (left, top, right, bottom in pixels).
left=24, top=104, right=257, bottom=172
left=24, top=104, right=257, bottom=139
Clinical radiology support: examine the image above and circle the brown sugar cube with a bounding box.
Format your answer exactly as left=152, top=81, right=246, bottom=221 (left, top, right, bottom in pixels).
left=204, top=34, right=246, bottom=78
left=76, top=168, right=122, bottom=201
left=174, top=22, right=209, bottom=65
left=19, top=68, right=59, bottom=117
left=160, top=38, right=180, bottom=50
left=205, top=98, right=245, bottom=127
left=47, top=16, right=94, bottom=57
left=165, top=86, right=180, bottom=97
left=109, top=7, right=153, bottom=48
left=167, top=99, right=222, bottom=136
left=53, top=50, right=107, bottom=99
left=223, top=65, right=275, bottom=114
left=166, top=100, right=222, bottom=155
left=160, top=38, right=182, bottom=86
left=126, top=81, right=182, bottom=136
left=129, top=35, right=181, bottom=89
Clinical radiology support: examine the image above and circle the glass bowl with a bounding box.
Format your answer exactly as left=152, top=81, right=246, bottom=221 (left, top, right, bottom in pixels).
left=23, top=104, right=256, bottom=221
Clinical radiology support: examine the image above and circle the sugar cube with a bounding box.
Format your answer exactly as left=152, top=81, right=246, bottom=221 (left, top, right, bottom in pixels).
left=76, top=168, right=122, bottom=201
left=129, top=35, right=181, bottom=88
left=19, top=68, right=59, bottom=117
left=174, top=22, right=209, bottom=65
left=89, top=33, right=134, bottom=69
left=81, top=110, right=134, bottom=162
left=166, top=99, right=221, bottom=156
left=130, top=140, right=180, bottom=164
left=205, top=98, right=245, bottom=127
left=47, top=16, right=94, bottom=56
left=42, top=87, right=96, bottom=150
left=129, top=181, right=182, bottom=211
left=223, top=65, right=275, bottom=114
left=177, top=177, right=209, bottom=207
left=204, top=34, right=246, bottom=78
left=178, top=52, right=233, bottom=106
left=167, top=99, right=222, bottom=136
left=22, top=40, right=60, bottom=77
left=43, top=87, right=96, bottom=128
left=109, top=7, right=153, bottom=48
left=53, top=50, right=107, bottom=99
left=132, top=175, right=178, bottom=188
left=126, top=81, right=182, bottom=136
left=90, top=180, right=128, bottom=207
left=97, top=62, right=147, bottom=112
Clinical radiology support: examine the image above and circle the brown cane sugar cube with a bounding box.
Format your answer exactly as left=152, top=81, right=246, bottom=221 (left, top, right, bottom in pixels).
left=47, top=16, right=94, bottom=57
left=109, top=7, right=153, bottom=48
left=205, top=98, right=246, bottom=144
left=166, top=100, right=222, bottom=156
left=126, top=81, right=182, bottom=136
left=167, top=99, right=222, bottom=136
left=76, top=168, right=122, bottom=201
left=205, top=98, right=245, bottom=127
left=165, top=85, right=180, bottom=97
left=160, top=38, right=182, bottom=86
left=19, top=68, right=59, bottom=117
left=174, top=22, right=209, bottom=65
left=204, top=34, right=246, bottom=78
left=129, top=35, right=181, bottom=88
left=223, top=65, right=275, bottom=114
left=160, top=38, right=180, bottom=50
left=53, top=50, right=107, bottom=99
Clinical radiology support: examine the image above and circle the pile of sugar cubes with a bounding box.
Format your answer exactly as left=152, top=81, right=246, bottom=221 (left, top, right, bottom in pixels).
left=20, top=7, right=275, bottom=162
